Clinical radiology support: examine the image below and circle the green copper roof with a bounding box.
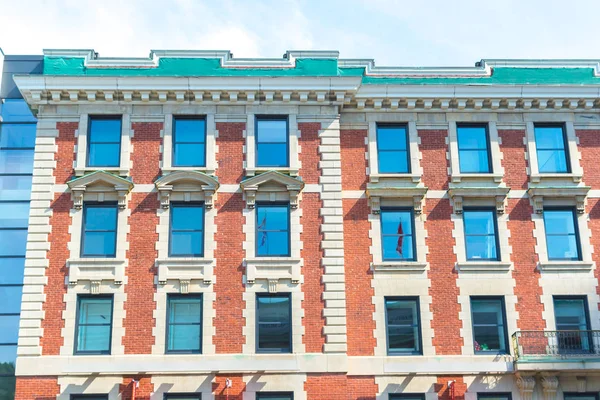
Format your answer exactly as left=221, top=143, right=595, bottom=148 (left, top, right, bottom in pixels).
left=42, top=55, right=600, bottom=85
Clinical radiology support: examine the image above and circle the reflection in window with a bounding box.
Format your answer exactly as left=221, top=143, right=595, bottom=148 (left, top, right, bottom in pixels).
left=543, top=209, right=580, bottom=261
left=169, top=204, right=204, bottom=257
left=256, top=117, right=288, bottom=167
left=380, top=209, right=415, bottom=261
left=166, top=295, right=202, bottom=353
left=75, top=296, right=113, bottom=354
left=463, top=209, right=499, bottom=261
left=81, top=204, right=118, bottom=257
left=256, top=394, right=293, bottom=400
left=385, top=297, right=421, bottom=355
left=554, top=297, right=591, bottom=354
left=173, top=118, right=206, bottom=167
left=256, top=294, right=291, bottom=353
left=477, top=394, right=512, bottom=400
left=457, top=124, right=491, bottom=173
left=256, top=204, right=290, bottom=257
left=87, top=117, right=121, bottom=167
left=377, top=124, right=410, bottom=173
left=534, top=124, right=569, bottom=173
left=471, top=297, right=508, bottom=354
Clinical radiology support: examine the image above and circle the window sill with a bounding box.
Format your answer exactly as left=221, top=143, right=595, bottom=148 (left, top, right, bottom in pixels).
left=530, top=173, right=583, bottom=184
left=244, top=257, right=302, bottom=287
left=371, top=261, right=428, bottom=272
left=246, top=167, right=299, bottom=177
left=75, top=166, right=129, bottom=177
left=456, top=261, right=512, bottom=272
left=451, top=173, right=503, bottom=184
left=67, top=258, right=126, bottom=285
left=155, top=257, right=215, bottom=285
left=369, top=173, right=421, bottom=184
left=537, top=261, right=594, bottom=272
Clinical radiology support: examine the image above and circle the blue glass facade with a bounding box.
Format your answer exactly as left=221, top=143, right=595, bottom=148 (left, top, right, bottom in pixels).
left=0, top=53, right=41, bottom=398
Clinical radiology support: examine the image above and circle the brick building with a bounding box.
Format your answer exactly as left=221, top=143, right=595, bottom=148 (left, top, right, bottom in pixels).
left=4, top=49, right=600, bottom=399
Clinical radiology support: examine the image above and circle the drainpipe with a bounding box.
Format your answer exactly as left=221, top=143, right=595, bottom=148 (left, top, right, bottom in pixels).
left=448, top=380, right=456, bottom=400
left=131, top=379, right=139, bottom=400
left=225, top=378, right=232, bottom=400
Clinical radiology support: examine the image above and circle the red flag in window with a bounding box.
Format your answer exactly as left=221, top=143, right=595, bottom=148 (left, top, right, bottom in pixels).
left=396, top=220, right=404, bottom=255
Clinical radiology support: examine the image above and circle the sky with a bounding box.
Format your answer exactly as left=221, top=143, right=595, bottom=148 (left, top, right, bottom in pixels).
left=1, top=0, right=599, bottom=67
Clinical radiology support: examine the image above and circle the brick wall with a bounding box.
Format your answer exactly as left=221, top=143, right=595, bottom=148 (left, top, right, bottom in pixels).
left=340, top=129, right=368, bottom=190
left=120, top=376, right=153, bottom=400
left=14, top=377, right=59, bottom=400
left=305, top=374, right=347, bottom=400
left=214, top=122, right=246, bottom=353
left=213, top=375, right=245, bottom=400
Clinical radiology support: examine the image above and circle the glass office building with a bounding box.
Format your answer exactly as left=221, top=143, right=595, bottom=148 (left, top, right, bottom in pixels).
left=0, top=50, right=42, bottom=399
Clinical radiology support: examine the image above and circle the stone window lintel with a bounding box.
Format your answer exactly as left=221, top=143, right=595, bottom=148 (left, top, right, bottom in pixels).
left=527, top=186, right=591, bottom=214
left=366, top=185, right=428, bottom=215
left=154, top=170, right=220, bottom=209
left=448, top=186, right=510, bottom=215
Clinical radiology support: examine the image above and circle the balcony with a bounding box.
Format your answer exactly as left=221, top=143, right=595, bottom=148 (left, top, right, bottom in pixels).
left=512, top=330, right=600, bottom=372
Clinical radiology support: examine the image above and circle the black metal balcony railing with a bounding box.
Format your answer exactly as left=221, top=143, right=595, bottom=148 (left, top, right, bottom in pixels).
left=512, top=330, right=600, bottom=360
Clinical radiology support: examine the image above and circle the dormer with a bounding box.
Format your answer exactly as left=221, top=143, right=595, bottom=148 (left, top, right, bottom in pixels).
left=154, top=170, right=220, bottom=209
left=67, top=170, right=134, bottom=210
left=240, top=170, right=305, bottom=209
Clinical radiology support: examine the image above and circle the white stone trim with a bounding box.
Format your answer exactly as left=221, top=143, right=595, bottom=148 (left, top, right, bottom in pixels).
left=318, top=119, right=347, bottom=353
left=447, top=119, right=504, bottom=183
left=367, top=118, right=422, bottom=183
left=463, top=375, right=520, bottom=400
left=17, top=119, right=59, bottom=357
left=375, top=376, right=438, bottom=400
left=60, top=281, right=126, bottom=356
left=58, top=376, right=124, bottom=400
left=151, top=375, right=214, bottom=400
left=151, top=281, right=216, bottom=355
left=74, top=112, right=132, bottom=176
left=242, top=283, right=304, bottom=354
left=161, top=113, right=218, bottom=175
left=243, top=374, right=306, bottom=400
left=524, top=117, right=583, bottom=184
left=245, top=108, right=301, bottom=177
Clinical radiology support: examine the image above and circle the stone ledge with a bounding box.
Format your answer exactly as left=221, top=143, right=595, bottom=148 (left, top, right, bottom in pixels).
left=456, top=261, right=512, bottom=272
left=244, top=257, right=302, bottom=291
left=155, top=257, right=215, bottom=287
left=371, top=261, right=428, bottom=273
left=537, top=261, right=594, bottom=272
left=67, top=258, right=126, bottom=286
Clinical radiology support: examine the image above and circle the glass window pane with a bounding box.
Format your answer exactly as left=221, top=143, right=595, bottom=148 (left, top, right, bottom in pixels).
left=257, top=120, right=287, bottom=143
left=0, top=344, right=17, bottom=369
left=0, top=375, right=16, bottom=399
left=88, top=143, right=120, bottom=167
left=173, top=143, right=205, bottom=167
left=0, top=124, right=37, bottom=148
left=256, top=394, right=293, bottom=400
left=554, top=298, right=589, bottom=330
left=386, top=299, right=420, bottom=354
left=0, top=175, right=32, bottom=201
left=0, top=286, right=22, bottom=314
left=89, top=119, right=121, bottom=143
left=257, top=295, right=291, bottom=352
left=537, top=150, right=568, bottom=173
left=466, top=235, right=498, bottom=260
left=79, top=298, right=112, bottom=325
left=169, top=297, right=202, bottom=324
left=257, top=143, right=288, bottom=167
left=85, top=206, right=117, bottom=231
left=77, top=297, right=112, bottom=353
left=82, top=231, right=116, bottom=257
left=0, top=202, right=30, bottom=228
left=0, top=150, right=34, bottom=173
left=76, top=325, right=111, bottom=352
left=257, top=231, right=289, bottom=256
left=171, top=231, right=203, bottom=256
left=0, top=258, right=25, bottom=284
left=546, top=235, right=579, bottom=260
left=535, top=126, right=565, bottom=149
left=378, top=150, right=409, bottom=173
left=564, top=397, right=596, bottom=400
left=464, top=211, right=495, bottom=235
left=0, top=99, right=37, bottom=122
left=544, top=210, right=576, bottom=235
left=382, top=235, right=414, bottom=260
left=390, top=396, right=425, bottom=400
left=257, top=206, right=288, bottom=231
left=377, top=126, right=407, bottom=150
left=457, top=126, right=488, bottom=150
left=0, top=316, right=19, bottom=343
left=0, top=230, right=27, bottom=256
left=168, top=324, right=201, bottom=351
left=171, top=206, right=204, bottom=231
left=174, top=119, right=206, bottom=143
left=459, top=149, right=490, bottom=173
left=471, top=298, right=506, bottom=353
left=381, top=210, right=413, bottom=235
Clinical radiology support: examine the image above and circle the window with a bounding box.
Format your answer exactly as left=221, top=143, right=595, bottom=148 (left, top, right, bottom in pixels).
left=463, top=209, right=499, bottom=261
left=564, top=394, right=599, bottom=400
left=477, top=394, right=512, bottom=400
left=389, top=394, right=425, bottom=400
left=256, top=294, right=291, bottom=353
left=543, top=208, right=580, bottom=261
left=385, top=297, right=422, bottom=355
left=256, top=117, right=288, bottom=167
left=173, top=117, right=206, bottom=167
left=164, top=395, right=202, bottom=400
left=256, top=394, right=293, bottom=400
left=166, top=295, right=202, bottom=354
left=81, top=203, right=118, bottom=257
left=457, top=124, right=491, bottom=173
left=87, top=117, right=121, bottom=167
left=256, top=204, right=290, bottom=257
left=380, top=209, right=415, bottom=261
left=554, top=296, right=591, bottom=354
left=169, top=203, right=204, bottom=257
left=70, top=395, right=109, bottom=400
left=534, top=124, right=569, bottom=173
left=377, top=124, right=410, bottom=173
left=471, top=297, right=508, bottom=354
left=75, top=296, right=113, bottom=355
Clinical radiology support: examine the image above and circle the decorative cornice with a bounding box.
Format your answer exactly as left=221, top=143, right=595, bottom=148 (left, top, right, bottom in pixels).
left=154, top=170, right=219, bottom=209
left=447, top=186, right=510, bottom=214
left=365, top=185, right=428, bottom=215
left=67, top=170, right=134, bottom=209
left=240, top=170, right=305, bottom=209
left=527, top=186, right=591, bottom=214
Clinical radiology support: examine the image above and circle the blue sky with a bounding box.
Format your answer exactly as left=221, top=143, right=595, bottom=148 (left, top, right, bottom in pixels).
left=1, top=0, right=599, bottom=66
